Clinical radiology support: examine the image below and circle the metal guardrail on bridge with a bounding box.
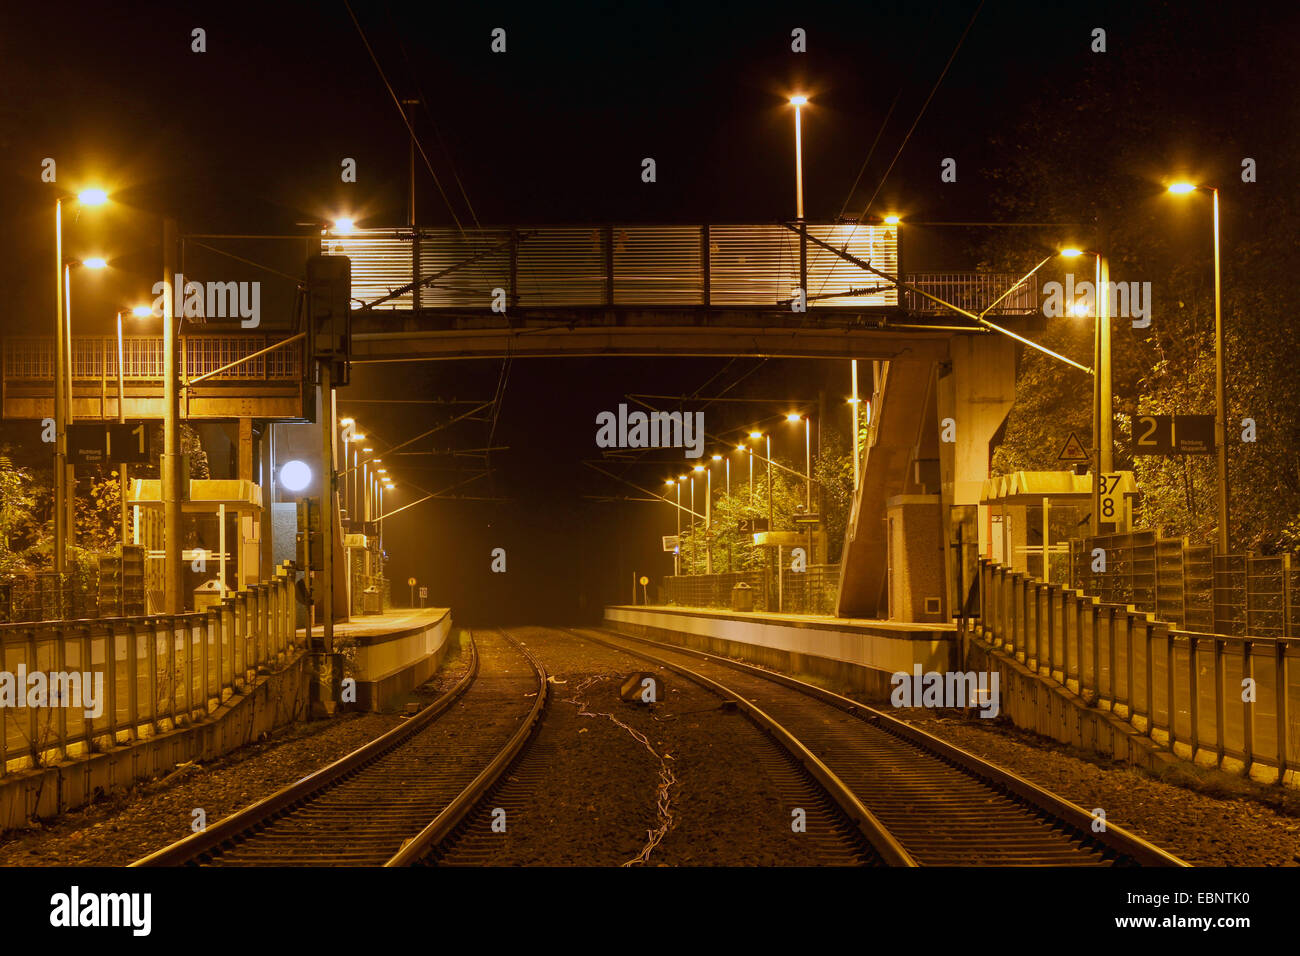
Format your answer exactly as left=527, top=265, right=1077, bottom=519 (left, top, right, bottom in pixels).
left=327, top=223, right=913, bottom=310
left=4, top=334, right=303, bottom=382
left=326, top=223, right=1042, bottom=317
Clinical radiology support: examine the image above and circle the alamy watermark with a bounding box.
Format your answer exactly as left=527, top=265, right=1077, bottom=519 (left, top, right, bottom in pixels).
left=0, top=666, right=103, bottom=718
left=595, top=403, right=705, bottom=459
left=150, top=272, right=260, bottom=328
left=890, top=665, right=1000, bottom=718
left=1042, top=273, right=1151, bottom=328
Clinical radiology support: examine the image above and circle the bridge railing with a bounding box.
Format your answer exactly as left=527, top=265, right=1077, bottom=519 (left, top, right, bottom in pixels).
left=0, top=563, right=299, bottom=778
left=904, top=272, right=1039, bottom=315
left=4, top=334, right=304, bottom=382
left=977, top=558, right=1298, bottom=780
left=327, top=223, right=902, bottom=310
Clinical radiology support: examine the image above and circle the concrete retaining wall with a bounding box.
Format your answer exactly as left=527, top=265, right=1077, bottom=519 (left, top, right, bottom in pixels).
left=344, top=609, right=455, bottom=711
left=966, top=631, right=1178, bottom=773
left=604, top=605, right=956, bottom=700
left=0, top=650, right=310, bottom=833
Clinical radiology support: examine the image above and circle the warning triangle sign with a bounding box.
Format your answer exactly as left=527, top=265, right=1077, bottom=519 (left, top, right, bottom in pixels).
left=1057, top=432, right=1090, bottom=462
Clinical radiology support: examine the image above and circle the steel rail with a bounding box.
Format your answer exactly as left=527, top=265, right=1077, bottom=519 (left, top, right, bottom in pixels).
left=592, top=626, right=1189, bottom=867
left=565, top=627, right=916, bottom=866
left=386, top=629, right=549, bottom=865
left=130, top=635, right=483, bottom=867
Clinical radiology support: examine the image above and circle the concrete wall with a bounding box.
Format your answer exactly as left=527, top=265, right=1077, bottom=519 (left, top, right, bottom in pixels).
left=605, top=605, right=956, bottom=701
left=886, top=494, right=946, bottom=623
left=0, top=652, right=310, bottom=833
left=343, top=610, right=455, bottom=711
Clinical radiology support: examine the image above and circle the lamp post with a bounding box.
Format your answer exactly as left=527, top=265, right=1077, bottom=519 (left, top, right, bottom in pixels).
left=789, top=95, right=807, bottom=220
left=52, top=190, right=108, bottom=575
left=688, top=472, right=696, bottom=574
left=850, top=363, right=861, bottom=491
left=1168, top=182, right=1229, bottom=553
left=667, top=479, right=681, bottom=576
left=1059, top=248, right=1112, bottom=535
left=787, top=413, right=813, bottom=511
left=61, top=256, right=108, bottom=556
left=116, top=305, right=152, bottom=545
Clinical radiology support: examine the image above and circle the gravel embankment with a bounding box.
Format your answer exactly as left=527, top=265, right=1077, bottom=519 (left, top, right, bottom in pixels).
left=448, top=626, right=862, bottom=865
left=0, top=645, right=476, bottom=867
left=894, top=709, right=1300, bottom=867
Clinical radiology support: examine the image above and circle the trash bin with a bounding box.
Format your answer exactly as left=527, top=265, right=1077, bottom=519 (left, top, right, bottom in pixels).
left=193, top=577, right=224, bottom=612
left=362, top=586, right=382, bottom=615
left=731, top=582, right=754, bottom=612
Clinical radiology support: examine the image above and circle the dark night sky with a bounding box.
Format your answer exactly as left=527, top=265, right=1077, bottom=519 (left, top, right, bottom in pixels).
left=1, top=0, right=1291, bottom=622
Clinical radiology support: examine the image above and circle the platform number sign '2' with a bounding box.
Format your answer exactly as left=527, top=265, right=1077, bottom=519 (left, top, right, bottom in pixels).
left=1099, top=473, right=1124, bottom=522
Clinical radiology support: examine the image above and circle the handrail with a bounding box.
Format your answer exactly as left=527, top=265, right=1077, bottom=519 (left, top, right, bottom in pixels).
left=0, top=563, right=300, bottom=778
left=975, top=557, right=1294, bottom=781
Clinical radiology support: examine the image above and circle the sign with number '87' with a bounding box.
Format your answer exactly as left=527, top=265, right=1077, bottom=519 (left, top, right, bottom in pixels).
left=1099, top=473, right=1125, bottom=522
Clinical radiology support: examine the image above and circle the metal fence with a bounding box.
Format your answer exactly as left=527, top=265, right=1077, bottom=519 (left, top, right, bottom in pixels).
left=0, top=563, right=299, bottom=777
left=903, top=272, right=1039, bottom=315
left=1070, top=530, right=1296, bottom=636
left=661, top=564, right=839, bottom=615
left=0, top=569, right=101, bottom=623
left=980, top=559, right=1298, bottom=778
left=4, top=334, right=303, bottom=382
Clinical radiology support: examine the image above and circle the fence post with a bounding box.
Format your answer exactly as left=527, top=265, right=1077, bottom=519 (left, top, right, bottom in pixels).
left=1276, top=639, right=1289, bottom=781
left=200, top=610, right=210, bottom=717
left=148, top=619, right=160, bottom=734
left=1242, top=639, right=1254, bottom=775
left=1090, top=601, right=1101, bottom=700
left=1046, top=586, right=1057, bottom=680
left=105, top=624, right=119, bottom=746
left=1188, top=634, right=1200, bottom=759
left=1124, top=612, right=1136, bottom=716
left=126, top=620, right=139, bottom=742
left=1144, top=621, right=1156, bottom=737
left=1214, top=636, right=1225, bottom=768
left=1167, top=632, right=1178, bottom=752
left=80, top=625, right=92, bottom=749
left=52, top=624, right=68, bottom=761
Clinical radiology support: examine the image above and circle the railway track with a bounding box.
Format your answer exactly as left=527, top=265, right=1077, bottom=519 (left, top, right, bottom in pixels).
left=431, top=626, right=880, bottom=866
left=572, top=626, right=1189, bottom=867
left=131, top=628, right=547, bottom=867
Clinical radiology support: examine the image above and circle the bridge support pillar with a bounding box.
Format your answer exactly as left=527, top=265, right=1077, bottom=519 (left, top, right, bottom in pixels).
left=937, top=335, right=1017, bottom=615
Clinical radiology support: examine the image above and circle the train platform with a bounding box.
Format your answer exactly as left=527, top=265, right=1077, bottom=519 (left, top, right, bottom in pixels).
left=603, top=604, right=957, bottom=699
left=310, top=607, right=456, bottom=711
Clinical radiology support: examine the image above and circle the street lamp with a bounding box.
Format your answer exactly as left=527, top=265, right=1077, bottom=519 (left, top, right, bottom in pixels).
left=787, top=413, right=813, bottom=511
left=788, top=95, right=808, bottom=220
left=61, top=256, right=109, bottom=555
left=666, top=478, right=681, bottom=575
left=1059, top=246, right=1113, bottom=535
left=114, top=305, right=152, bottom=545
left=1167, top=181, right=1229, bottom=554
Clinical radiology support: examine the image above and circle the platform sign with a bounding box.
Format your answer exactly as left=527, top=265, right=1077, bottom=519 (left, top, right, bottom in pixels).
left=1132, top=413, right=1215, bottom=456
left=1099, top=473, right=1125, bottom=523
left=662, top=535, right=680, bottom=553
left=68, top=422, right=151, bottom=465
left=1173, top=415, right=1215, bottom=455
left=1056, top=432, right=1091, bottom=463
left=738, top=518, right=770, bottom=534
left=418, top=586, right=427, bottom=599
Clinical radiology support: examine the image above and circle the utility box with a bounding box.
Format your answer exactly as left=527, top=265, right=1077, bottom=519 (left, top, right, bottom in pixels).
left=193, top=577, right=225, bottom=612
left=362, top=585, right=381, bottom=615
left=731, top=582, right=754, bottom=612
